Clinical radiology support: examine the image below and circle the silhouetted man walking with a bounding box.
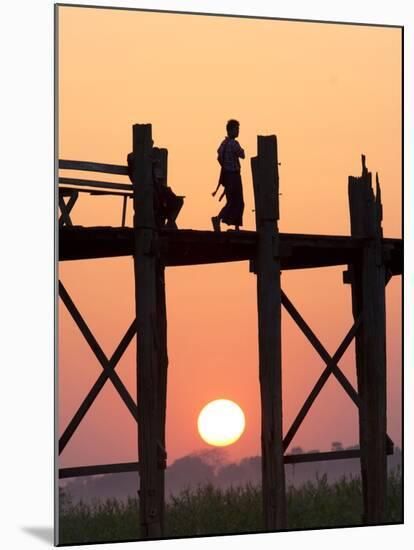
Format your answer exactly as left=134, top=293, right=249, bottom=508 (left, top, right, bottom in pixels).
left=211, top=119, right=245, bottom=231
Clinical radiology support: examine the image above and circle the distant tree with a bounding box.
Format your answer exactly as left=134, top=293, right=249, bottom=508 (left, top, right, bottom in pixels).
left=289, top=447, right=303, bottom=480
left=290, top=446, right=304, bottom=455
left=238, top=457, right=261, bottom=485
left=216, top=463, right=242, bottom=488
left=165, top=454, right=215, bottom=498
left=193, top=448, right=228, bottom=471
left=308, top=449, right=320, bottom=454
left=331, top=441, right=343, bottom=452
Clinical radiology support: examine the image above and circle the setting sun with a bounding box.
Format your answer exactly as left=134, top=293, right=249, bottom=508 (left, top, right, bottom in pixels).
left=197, top=399, right=246, bottom=447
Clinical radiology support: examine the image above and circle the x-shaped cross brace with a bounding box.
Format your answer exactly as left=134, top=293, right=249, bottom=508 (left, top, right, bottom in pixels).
left=59, top=189, right=79, bottom=227
left=58, top=281, right=137, bottom=454
left=281, top=290, right=393, bottom=451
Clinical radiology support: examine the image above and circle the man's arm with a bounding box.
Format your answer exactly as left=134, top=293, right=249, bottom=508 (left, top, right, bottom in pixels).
left=233, top=140, right=245, bottom=159
left=212, top=180, right=222, bottom=196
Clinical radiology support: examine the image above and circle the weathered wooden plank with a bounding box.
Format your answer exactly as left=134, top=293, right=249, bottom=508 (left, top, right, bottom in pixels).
left=253, top=135, right=287, bottom=531
left=59, top=159, right=129, bottom=175
left=155, top=262, right=168, bottom=531
left=58, top=226, right=402, bottom=274
left=121, top=196, right=128, bottom=227
left=59, top=186, right=132, bottom=197
left=132, top=123, right=164, bottom=538
left=88, top=190, right=132, bottom=197
left=348, top=157, right=387, bottom=524
left=287, top=449, right=355, bottom=464
left=59, top=177, right=132, bottom=192
left=285, top=446, right=393, bottom=464
left=59, top=462, right=140, bottom=479
left=154, top=149, right=169, bottom=530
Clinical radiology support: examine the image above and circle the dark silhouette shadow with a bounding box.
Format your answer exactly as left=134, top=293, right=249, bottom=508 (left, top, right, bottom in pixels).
left=21, top=526, right=54, bottom=545
left=127, top=149, right=184, bottom=229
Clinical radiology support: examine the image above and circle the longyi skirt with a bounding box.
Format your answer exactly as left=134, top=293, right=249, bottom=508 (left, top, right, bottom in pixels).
left=219, top=170, right=244, bottom=227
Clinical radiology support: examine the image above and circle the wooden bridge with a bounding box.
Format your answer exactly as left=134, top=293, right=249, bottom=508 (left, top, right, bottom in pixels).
left=58, top=123, right=402, bottom=538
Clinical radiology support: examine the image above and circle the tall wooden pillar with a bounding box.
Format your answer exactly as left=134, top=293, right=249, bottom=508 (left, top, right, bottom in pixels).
left=348, top=156, right=387, bottom=524
left=251, top=135, right=287, bottom=530
left=155, top=149, right=169, bottom=531
left=132, top=123, right=167, bottom=538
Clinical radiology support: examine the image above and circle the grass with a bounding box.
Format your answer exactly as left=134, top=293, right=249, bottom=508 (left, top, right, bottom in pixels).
left=59, top=469, right=402, bottom=545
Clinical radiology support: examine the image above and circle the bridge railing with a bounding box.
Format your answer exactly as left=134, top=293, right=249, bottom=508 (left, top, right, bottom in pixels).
left=58, top=159, right=133, bottom=227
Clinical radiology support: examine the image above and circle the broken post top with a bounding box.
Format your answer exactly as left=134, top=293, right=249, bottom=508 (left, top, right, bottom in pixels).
left=131, top=124, right=155, bottom=229
left=132, top=123, right=153, bottom=186
left=348, top=155, right=383, bottom=239
left=251, top=135, right=280, bottom=225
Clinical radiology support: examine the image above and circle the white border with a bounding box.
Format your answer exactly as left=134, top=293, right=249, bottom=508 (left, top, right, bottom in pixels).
left=1, top=1, right=411, bottom=549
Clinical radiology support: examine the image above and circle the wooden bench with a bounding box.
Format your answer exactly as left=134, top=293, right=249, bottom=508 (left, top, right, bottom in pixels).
left=58, top=153, right=184, bottom=228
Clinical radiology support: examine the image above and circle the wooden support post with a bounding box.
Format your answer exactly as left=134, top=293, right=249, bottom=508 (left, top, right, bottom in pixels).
left=159, top=148, right=168, bottom=186
left=155, top=149, right=169, bottom=529
left=348, top=156, right=387, bottom=524
left=251, top=135, right=287, bottom=531
left=121, top=195, right=128, bottom=227
left=132, top=123, right=165, bottom=538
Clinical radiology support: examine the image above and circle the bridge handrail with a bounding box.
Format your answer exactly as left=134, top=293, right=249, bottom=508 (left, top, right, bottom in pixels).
left=59, top=159, right=129, bottom=176
left=59, top=176, right=132, bottom=192
left=59, top=158, right=132, bottom=194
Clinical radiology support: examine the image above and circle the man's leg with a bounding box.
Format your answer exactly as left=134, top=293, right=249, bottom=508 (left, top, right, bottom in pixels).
left=211, top=216, right=221, bottom=232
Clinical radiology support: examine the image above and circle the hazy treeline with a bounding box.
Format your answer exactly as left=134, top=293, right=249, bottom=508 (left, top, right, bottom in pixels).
left=60, top=444, right=402, bottom=504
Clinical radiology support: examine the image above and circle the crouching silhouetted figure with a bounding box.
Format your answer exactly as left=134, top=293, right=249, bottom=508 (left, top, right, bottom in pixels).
left=127, top=148, right=184, bottom=229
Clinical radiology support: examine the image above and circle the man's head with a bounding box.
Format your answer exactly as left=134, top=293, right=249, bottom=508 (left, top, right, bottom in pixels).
left=226, top=119, right=240, bottom=139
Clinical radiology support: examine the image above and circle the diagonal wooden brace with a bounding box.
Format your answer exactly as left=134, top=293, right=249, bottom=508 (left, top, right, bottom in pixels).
left=58, top=281, right=137, bottom=454
left=59, top=319, right=137, bottom=454
left=282, top=290, right=361, bottom=405
left=281, top=290, right=393, bottom=450
left=59, top=189, right=78, bottom=226
left=283, top=314, right=362, bottom=450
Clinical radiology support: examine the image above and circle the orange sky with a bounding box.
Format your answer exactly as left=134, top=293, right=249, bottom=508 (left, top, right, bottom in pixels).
left=57, top=6, right=402, bottom=468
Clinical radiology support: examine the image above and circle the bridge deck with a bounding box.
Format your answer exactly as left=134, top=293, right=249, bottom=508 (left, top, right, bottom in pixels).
left=59, top=226, right=402, bottom=274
